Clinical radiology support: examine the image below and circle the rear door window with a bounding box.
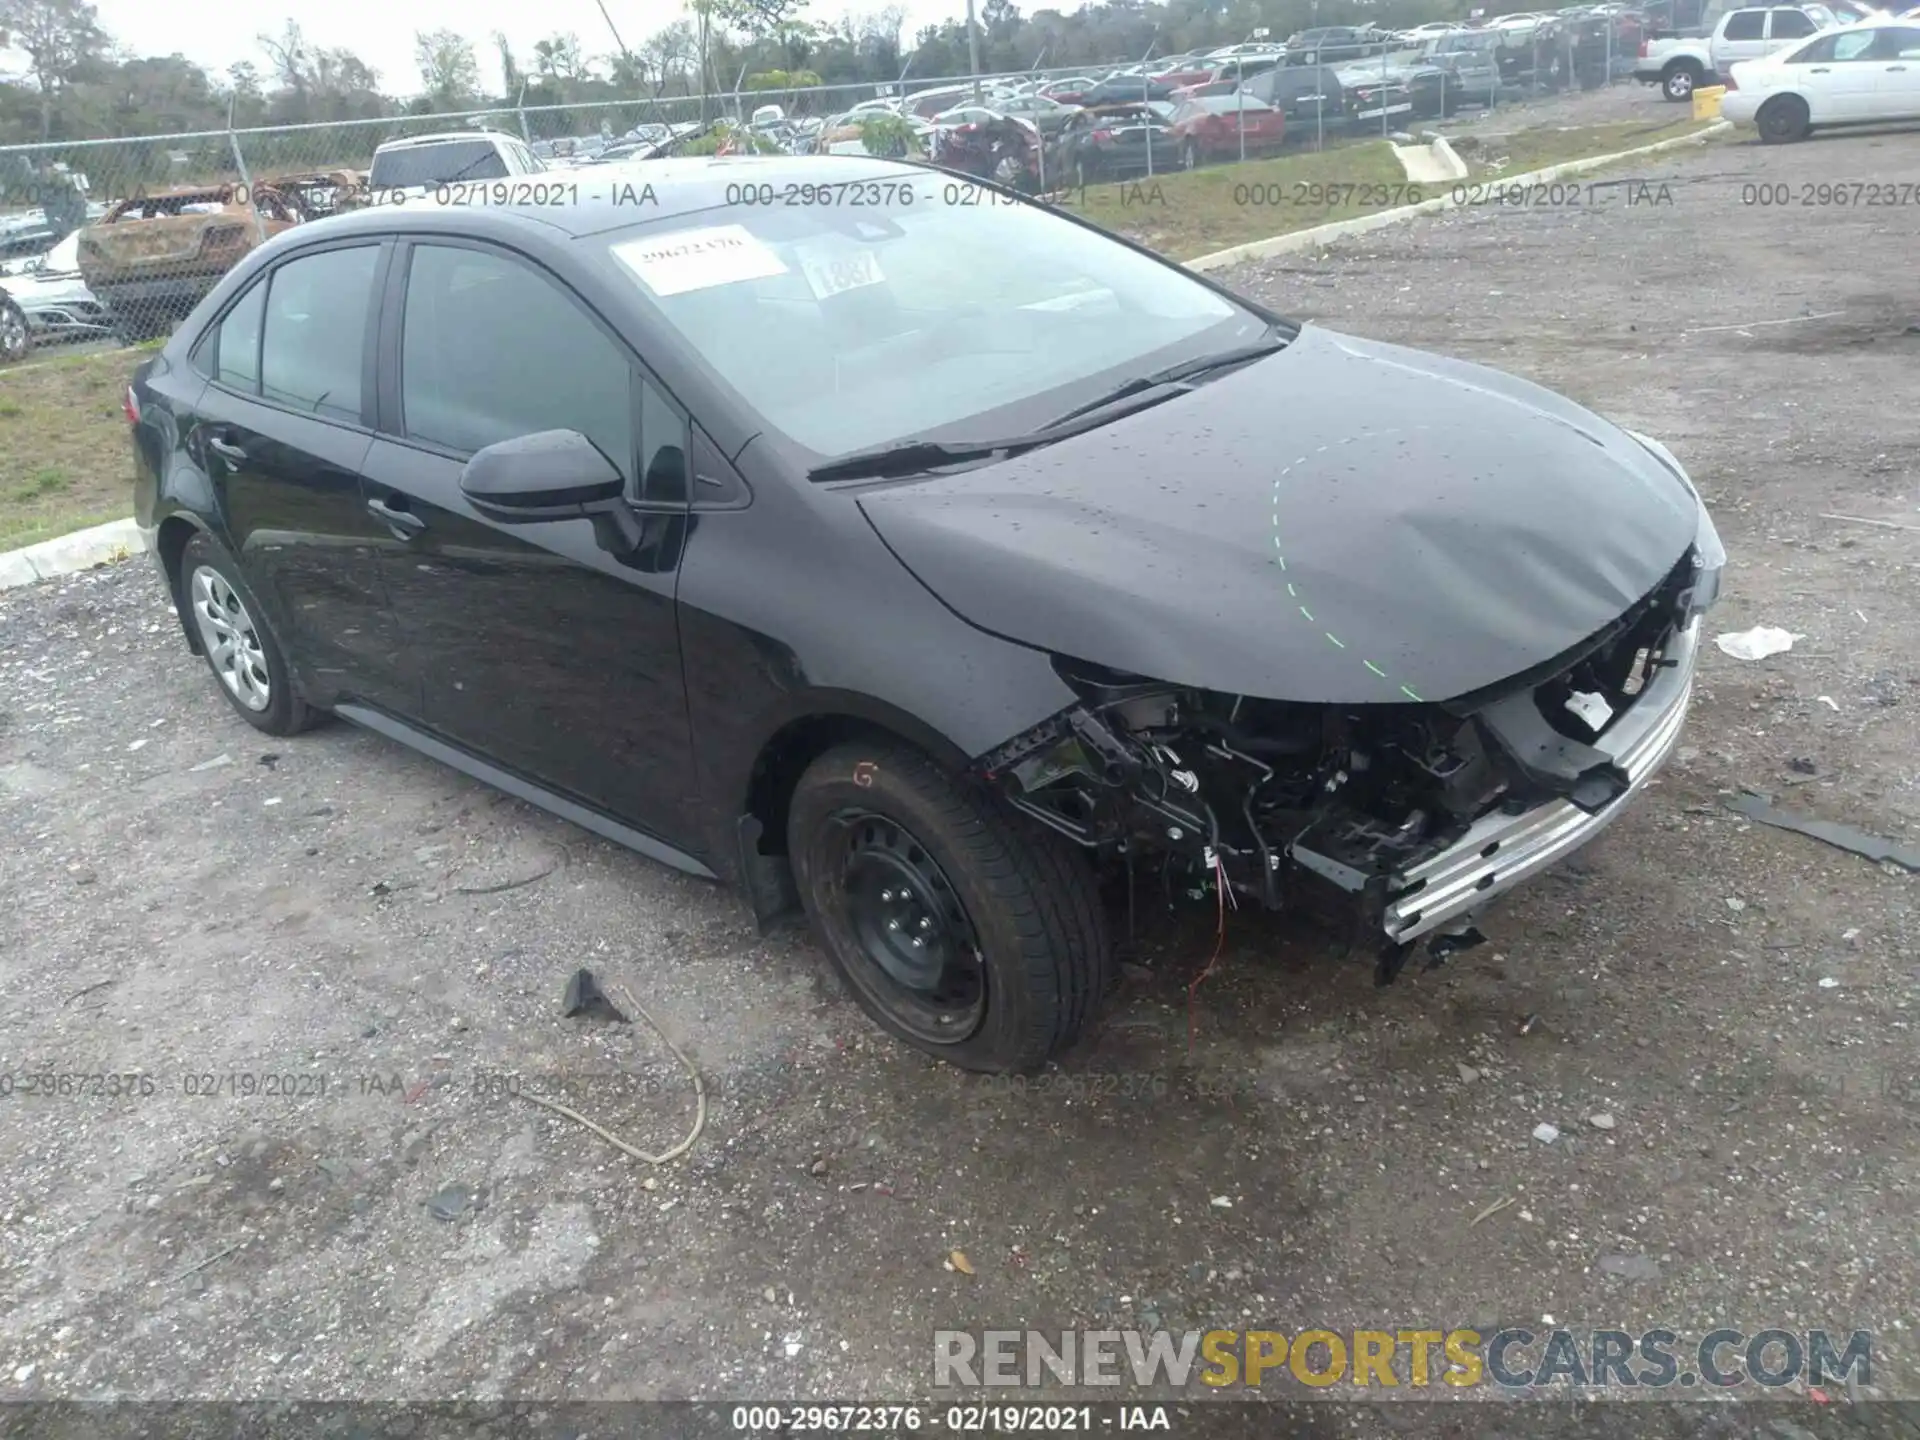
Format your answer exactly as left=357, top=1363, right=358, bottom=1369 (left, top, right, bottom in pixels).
left=1723, top=11, right=1767, bottom=39
left=259, top=244, right=380, bottom=424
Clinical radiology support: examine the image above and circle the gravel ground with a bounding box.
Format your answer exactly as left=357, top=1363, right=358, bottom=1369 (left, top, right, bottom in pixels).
left=1, top=89, right=1916, bottom=1434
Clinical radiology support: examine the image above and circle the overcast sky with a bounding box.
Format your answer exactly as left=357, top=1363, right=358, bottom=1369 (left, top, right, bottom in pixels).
left=78, top=0, right=969, bottom=98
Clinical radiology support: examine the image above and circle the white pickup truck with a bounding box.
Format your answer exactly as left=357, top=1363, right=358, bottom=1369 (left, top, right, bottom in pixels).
left=1636, top=3, right=1836, bottom=97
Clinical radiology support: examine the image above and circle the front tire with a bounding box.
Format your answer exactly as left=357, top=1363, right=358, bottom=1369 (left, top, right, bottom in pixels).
left=788, top=741, right=1109, bottom=1074
left=1756, top=94, right=1810, bottom=144
left=179, top=532, right=321, bottom=737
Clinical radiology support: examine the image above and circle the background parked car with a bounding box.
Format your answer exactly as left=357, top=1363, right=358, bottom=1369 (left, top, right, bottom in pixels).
left=1636, top=2, right=1829, bottom=96
left=1283, top=25, right=1397, bottom=62
left=1330, top=59, right=1420, bottom=121
left=1167, top=94, right=1288, bottom=167
left=1242, top=62, right=1352, bottom=131
left=985, top=91, right=1083, bottom=134
left=77, top=182, right=311, bottom=341
left=1075, top=75, right=1184, bottom=104
left=1722, top=17, right=1920, bottom=139
left=1413, top=31, right=1507, bottom=105
left=3, top=228, right=111, bottom=348
left=1050, top=102, right=1183, bottom=183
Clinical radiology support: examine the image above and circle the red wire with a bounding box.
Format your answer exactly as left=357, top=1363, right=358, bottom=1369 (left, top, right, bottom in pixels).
left=1186, top=858, right=1229, bottom=1057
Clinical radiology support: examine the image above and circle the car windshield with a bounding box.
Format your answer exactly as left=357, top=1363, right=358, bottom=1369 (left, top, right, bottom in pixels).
left=369, top=140, right=508, bottom=189
left=597, top=190, right=1265, bottom=458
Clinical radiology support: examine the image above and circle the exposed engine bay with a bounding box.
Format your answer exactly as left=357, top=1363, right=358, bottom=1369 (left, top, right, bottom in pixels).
left=976, top=545, right=1708, bottom=981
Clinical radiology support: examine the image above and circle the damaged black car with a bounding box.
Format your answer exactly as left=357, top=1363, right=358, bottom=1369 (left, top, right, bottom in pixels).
left=128, top=155, right=1725, bottom=1074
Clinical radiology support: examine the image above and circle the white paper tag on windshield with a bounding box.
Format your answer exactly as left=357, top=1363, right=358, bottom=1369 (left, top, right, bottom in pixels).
left=612, top=224, right=787, bottom=296
left=796, top=246, right=885, bottom=301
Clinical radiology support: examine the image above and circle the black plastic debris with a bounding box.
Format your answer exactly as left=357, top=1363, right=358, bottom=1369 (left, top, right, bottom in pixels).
left=1425, top=925, right=1488, bottom=970
left=257, top=753, right=280, bottom=770
left=1727, top=792, right=1920, bottom=872
left=562, top=968, right=630, bottom=1023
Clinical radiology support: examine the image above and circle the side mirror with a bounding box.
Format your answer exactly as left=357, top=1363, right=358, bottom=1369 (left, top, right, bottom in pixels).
left=460, top=428, right=625, bottom=520
left=460, top=428, right=643, bottom=555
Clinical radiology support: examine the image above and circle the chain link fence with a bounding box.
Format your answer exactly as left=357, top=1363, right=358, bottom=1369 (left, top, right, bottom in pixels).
left=0, top=35, right=1630, bottom=358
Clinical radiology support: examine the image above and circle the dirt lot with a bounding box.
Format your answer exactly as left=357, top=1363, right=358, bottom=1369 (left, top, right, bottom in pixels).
left=1, top=90, right=1917, bottom=1433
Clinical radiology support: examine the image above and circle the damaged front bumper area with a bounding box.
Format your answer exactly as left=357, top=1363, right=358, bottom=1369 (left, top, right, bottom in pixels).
left=977, top=530, right=1718, bottom=971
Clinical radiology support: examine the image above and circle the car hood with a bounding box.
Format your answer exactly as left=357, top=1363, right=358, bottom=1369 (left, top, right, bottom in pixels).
left=857, top=324, right=1700, bottom=706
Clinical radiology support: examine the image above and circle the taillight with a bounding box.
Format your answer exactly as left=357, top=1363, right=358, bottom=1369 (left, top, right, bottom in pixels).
left=1091, top=128, right=1113, bottom=141
left=123, top=385, right=139, bottom=425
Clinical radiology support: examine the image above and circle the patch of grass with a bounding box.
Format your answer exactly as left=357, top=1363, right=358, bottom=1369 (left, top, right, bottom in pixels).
left=1456, top=116, right=1718, bottom=178
left=1056, top=140, right=1414, bottom=262
left=0, top=349, right=139, bottom=549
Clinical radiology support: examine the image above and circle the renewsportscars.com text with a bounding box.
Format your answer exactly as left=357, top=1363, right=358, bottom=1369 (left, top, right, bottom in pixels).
left=933, top=1328, right=1873, bottom=1392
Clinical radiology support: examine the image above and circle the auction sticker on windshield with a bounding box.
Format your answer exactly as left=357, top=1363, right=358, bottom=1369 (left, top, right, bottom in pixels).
left=795, top=245, right=885, bottom=302
left=612, top=224, right=788, bottom=296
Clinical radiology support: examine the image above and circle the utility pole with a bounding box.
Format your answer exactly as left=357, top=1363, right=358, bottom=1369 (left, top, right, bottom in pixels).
left=965, top=0, right=985, bottom=101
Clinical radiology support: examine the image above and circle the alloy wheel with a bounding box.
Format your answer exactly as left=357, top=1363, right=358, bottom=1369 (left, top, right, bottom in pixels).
left=0, top=302, right=27, bottom=363
left=827, top=808, right=986, bottom=1046
left=189, top=564, right=272, bottom=711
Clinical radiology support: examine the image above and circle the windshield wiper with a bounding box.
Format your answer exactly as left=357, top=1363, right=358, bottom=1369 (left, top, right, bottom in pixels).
left=1035, top=333, right=1290, bottom=431
left=807, top=334, right=1290, bottom=484
left=808, top=437, right=1038, bottom=483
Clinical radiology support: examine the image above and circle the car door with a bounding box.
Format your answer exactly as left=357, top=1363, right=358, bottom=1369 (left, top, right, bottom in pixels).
left=1764, top=7, right=1821, bottom=58
left=1785, top=28, right=1882, bottom=116
left=1868, top=23, right=1920, bottom=115
left=181, top=238, right=417, bottom=715
left=1714, top=9, right=1771, bottom=66
left=355, top=237, right=702, bottom=849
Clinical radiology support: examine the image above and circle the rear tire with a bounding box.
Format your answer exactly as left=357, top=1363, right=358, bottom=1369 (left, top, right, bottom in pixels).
left=1756, top=94, right=1810, bottom=144
left=788, top=741, right=1110, bottom=1074
left=1661, top=61, right=1700, bottom=101
left=178, top=532, right=322, bottom=737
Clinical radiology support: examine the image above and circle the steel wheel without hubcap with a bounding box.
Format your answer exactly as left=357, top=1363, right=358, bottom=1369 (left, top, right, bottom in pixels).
left=829, top=808, right=986, bottom=1046
left=189, top=564, right=271, bottom=711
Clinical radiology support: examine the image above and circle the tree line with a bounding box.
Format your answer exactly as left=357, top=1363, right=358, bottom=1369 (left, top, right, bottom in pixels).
left=0, top=0, right=1491, bottom=147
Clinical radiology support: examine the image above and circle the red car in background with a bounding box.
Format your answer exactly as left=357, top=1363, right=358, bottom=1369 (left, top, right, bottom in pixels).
left=1166, top=94, right=1287, bottom=168
left=1150, top=61, right=1224, bottom=88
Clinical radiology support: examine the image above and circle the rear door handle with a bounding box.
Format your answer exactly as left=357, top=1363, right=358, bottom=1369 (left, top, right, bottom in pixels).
left=205, top=432, right=248, bottom=464
left=367, top=495, right=426, bottom=540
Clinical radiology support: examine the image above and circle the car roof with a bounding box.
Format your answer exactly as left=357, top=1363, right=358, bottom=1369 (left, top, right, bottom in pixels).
left=373, top=130, right=519, bottom=151
left=285, top=156, right=924, bottom=241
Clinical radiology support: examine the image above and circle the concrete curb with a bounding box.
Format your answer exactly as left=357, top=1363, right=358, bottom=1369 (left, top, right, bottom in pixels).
left=1185, top=120, right=1730, bottom=273
left=1432, top=135, right=1470, bottom=181
left=0, top=516, right=141, bottom=591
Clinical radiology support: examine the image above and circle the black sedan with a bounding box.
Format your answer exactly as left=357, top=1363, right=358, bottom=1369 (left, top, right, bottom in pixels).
left=128, top=156, right=1725, bottom=1075
left=1051, top=103, right=1184, bottom=183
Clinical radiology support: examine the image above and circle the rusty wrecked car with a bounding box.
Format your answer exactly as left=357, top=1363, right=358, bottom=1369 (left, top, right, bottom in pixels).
left=77, top=180, right=316, bottom=340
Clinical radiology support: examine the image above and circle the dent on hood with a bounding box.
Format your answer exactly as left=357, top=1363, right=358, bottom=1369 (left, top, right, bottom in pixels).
left=860, top=324, right=1699, bottom=706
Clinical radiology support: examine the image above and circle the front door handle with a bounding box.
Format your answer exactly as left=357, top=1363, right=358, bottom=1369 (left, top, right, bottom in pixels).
left=1810, top=65, right=1831, bottom=70
left=205, top=432, right=248, bottom=464
left=367, top=495, right=426, bottom=540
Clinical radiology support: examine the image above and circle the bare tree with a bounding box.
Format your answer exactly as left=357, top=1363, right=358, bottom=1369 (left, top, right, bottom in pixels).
left=414, top=28, right=479, bottom=106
